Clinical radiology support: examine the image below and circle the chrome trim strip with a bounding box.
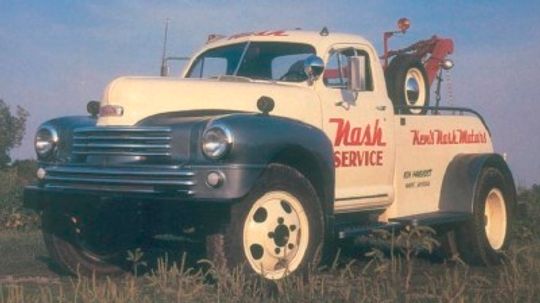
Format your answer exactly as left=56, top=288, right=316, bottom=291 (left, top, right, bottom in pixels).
left=45, top=175, right=196, bottom=186
left=73, top=143, right=171, bottom=149
left=71, top=151, right=171, bottom=156
left=115, top=164, right=182, bottom=170
left=73, top=136, right=171, bottom=141
left=335, top=194, right=389, bottom=202
left=46, top=166, right=195, bottom=177
left=44, top=184, right=195, bottom=195
left=74, top=127, right=171, bottom=133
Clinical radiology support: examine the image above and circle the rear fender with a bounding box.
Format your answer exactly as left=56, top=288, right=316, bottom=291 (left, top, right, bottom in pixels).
left=439, top=153, right=516, bottom=213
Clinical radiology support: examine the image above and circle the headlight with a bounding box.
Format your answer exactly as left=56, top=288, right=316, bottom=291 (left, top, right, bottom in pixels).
left=35, top=125, right=59, bottom=158
left=201, top=126, right=232, bottom=159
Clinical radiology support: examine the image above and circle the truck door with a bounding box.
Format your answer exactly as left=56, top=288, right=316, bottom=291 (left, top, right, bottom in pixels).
left=316, top=44, right=395, bottom=213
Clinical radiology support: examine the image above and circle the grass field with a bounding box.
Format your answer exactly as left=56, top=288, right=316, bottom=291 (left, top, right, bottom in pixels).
left=0, top=165, right=539, bottom=302
left=0, top=214, right=539, bottom=302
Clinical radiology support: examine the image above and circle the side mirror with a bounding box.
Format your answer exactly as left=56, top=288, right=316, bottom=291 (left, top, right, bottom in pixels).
left=347, top=56, right=367, bottom=92
left=303, top=55, right=324, bottom=83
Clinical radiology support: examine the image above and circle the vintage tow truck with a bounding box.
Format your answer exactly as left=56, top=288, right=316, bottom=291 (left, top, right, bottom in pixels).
left=25, top=19, right=516, bottom=279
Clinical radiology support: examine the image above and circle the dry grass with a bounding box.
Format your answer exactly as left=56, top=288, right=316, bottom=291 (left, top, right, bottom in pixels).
left=0, top=227, right=538, bottom=303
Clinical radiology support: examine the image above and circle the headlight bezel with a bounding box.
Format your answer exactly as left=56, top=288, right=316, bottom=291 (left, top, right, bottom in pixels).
left=34, top=125, right=59, bottom=159
left=201, top=125, right=233, bottom=160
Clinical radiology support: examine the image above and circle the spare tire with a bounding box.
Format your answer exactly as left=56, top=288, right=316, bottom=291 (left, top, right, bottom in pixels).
left=385, top=55, right=430, bottom=115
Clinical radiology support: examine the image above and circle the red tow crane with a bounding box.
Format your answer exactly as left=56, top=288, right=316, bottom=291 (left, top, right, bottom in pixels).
left=381, top=18, right=454, bottom=86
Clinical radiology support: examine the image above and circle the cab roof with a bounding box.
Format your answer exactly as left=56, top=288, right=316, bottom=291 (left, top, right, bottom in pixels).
left=201, top=29, right=374, bottom=54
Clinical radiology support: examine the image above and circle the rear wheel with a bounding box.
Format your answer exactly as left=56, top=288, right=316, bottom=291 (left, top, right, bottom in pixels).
left=206, top=164, right=324, bottom=280
left=385, top=55, right=430, bottom=114
left=456, top=167, right=513, bottom=265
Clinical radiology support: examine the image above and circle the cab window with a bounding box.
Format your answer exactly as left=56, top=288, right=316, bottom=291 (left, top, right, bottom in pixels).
left=324, top=48, right=373, bottom=91
left=186, top=42, right=315, bottom=82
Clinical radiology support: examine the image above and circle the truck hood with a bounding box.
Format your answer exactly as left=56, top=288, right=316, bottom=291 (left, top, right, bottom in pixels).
left=98, top=77, right=322, bottom=127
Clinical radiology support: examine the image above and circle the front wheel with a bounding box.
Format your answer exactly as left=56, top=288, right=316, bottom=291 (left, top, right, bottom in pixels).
left=42, top=207, right=140, bottom=276
left=206, top=164, right=324, bottom=280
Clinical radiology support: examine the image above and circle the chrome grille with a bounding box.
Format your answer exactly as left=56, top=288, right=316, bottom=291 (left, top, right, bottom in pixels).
left=42, top=165, right=196, bottom=195
left=72, top=127, right=172, bottom=157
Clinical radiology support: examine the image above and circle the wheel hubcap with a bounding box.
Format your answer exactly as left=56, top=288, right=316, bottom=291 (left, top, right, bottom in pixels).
left=406, top=77, right=419, bottom=104
left=484, top=188, right=507, bottom=250
left=243, top=191, right=309, bottom=279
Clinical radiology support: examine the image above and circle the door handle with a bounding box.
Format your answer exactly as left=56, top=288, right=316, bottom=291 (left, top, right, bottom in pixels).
left=335, top=101, right=351, bottom=110
left=376, top=105, right=386, bottom=111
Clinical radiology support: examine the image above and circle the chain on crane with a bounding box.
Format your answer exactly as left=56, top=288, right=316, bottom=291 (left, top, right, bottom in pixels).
left=445, top=69, right=454, bottom=106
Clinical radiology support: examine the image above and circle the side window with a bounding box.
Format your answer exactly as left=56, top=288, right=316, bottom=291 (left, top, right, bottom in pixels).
left=324, top=48, right=373, bottom=91
left=190, top=57, right=228, bottom=78
left=324, top=52, right=350, bottom=87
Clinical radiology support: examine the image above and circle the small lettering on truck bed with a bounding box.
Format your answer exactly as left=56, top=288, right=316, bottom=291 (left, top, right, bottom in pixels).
left=411, top=129, right=487, bottom=145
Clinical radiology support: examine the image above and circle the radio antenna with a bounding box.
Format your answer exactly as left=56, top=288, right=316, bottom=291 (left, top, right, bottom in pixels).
left=160, top=18, right=170, bottom=76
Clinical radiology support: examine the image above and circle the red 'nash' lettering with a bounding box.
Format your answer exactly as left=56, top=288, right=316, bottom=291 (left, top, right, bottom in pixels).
left=330, top=119, right=385, bottom=168
left=228, top=30, right=289, bottom=40
left=330, top=118, right=386, bottom=147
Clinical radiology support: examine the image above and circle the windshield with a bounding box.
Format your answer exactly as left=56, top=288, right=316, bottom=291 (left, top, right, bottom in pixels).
left=186, top=42, right=316, bottom=82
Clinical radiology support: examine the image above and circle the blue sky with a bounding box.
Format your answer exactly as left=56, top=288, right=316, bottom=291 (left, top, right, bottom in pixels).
left=1, top=1, right=539, bottom=186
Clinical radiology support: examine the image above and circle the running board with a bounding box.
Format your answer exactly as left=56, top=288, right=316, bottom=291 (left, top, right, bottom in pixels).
left=389, top=211, right=472, bottom=226
left=337, top=211, right=471, bottom=239
left=338, top=222, right=401, bottom=239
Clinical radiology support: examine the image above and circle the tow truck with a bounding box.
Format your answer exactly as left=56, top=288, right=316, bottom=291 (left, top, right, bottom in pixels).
left=25, top=19, right=515, bottom=279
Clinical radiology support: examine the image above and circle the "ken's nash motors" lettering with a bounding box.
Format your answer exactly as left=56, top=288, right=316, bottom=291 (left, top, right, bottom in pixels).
left=411, top=129, right=487, bottom=145
left=330, top=119, right=386, bottom=168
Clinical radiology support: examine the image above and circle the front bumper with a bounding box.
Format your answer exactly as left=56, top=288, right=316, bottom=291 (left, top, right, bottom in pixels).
left=24, top=163, right=265, bottom=210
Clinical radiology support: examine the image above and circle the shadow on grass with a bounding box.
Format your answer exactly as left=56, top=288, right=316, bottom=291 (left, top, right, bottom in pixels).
left=36, top=255, right=71, bottom=277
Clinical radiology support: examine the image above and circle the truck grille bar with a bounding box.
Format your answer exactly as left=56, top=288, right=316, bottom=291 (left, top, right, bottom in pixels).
left=72, top=127, right=172, bottom=157
left=42, top=165, right=196, bottom=195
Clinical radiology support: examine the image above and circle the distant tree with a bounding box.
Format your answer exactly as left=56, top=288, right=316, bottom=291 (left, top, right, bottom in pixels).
left=0, top=99, right=29, bottom=168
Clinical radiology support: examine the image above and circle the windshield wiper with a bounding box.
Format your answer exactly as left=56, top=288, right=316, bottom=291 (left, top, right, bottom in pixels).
left=233, top=41, right=251, bottom=76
